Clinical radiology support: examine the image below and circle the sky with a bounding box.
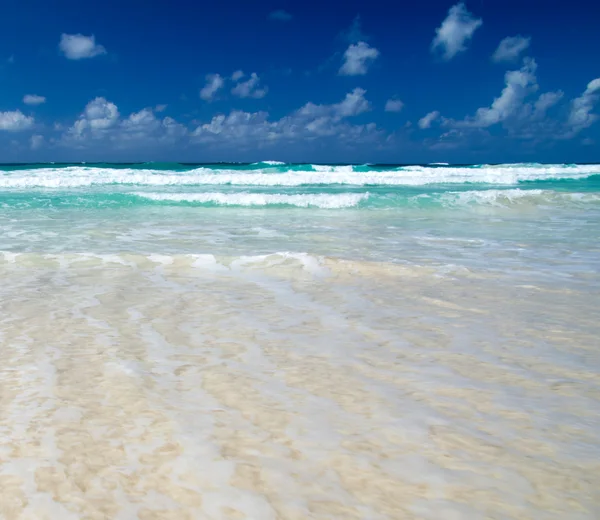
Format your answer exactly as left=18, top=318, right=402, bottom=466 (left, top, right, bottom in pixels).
left=1, top=0, right=600, bottom=163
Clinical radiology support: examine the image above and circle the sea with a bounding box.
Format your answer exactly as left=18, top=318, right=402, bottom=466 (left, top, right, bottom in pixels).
left=0, top=162, right=599, bottom=519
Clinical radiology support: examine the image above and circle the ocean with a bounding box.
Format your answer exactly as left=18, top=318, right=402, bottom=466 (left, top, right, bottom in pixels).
left=1, top=162, right=599, bottom=519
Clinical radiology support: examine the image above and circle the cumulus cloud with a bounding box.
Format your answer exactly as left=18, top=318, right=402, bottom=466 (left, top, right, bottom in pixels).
left=269, top=10, right=292, bottom=21
left=453, top=58, right=538, bottom=128
left=418, top=111, right=440, bottom=129
left=66, top=97, right=119, bottom=140
left=492, top=36, right=531, bottom=62
left=192, top=88, right=379, bottom=145
left=339, top=41, right=379, bottom=76
left=192, top=109, right=380, bottom=145
left=30, top=134, right=44, bottom=150
left=566, top=78, right=600, bottom=136
left=121, top=108, right=160, bottom=136
left=0, top=110, right=34, bottom=131
left=431, top=3, right=482, bottom=60
left=335, top=87, right=371, bottom=116
left=192, top=111, right=271, bottom=139
left=47, top=87, right=387, bottom=157
left=62, top=97, right=188, bottom=148
left=154, top=104, right=167, bottom=112
left=297, top=88, right=371, bottom=119
left=231, top=73, right=268, bottom=99
left=83, top=97, right=120, bottom=130
left=435, top=59, right=578, bottom=141
left=59, top=34, right=106, bottom=60
left=200, top=74, right=224, bottom=101
left=23, top=94, right=46, bottom=106
left=385, top=99, right=404, bottom=113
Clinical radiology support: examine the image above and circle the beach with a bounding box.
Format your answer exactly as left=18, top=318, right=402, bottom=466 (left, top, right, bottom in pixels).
left=1, top=162, right=599, bottom=519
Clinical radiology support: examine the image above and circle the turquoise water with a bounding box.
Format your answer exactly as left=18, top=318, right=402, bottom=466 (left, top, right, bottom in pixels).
left=1, top=163, right=599, bottom=518
left=2, top=162, right=599, bottom=271
left=1, top=162, right=599, bottom=211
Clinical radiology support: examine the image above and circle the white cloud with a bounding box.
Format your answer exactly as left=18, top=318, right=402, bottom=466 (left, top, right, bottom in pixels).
left=117, top=109, right=187, bottom=145
left=269, top=10, right=292, bottom=21
left=192, top=88, right=379, bottom=145
left=385, top=99, right=404, bottom=113
left=298, top=88, right=371, bottom=119
left=566, top=78, right=600, bottom=136
left=335, top=88, right=371, bottom=117
left=431, top=3, right=482, bottom=60
left=84, top=97, right=120, bottom=130
left=66, top=97, right=119, bottom=140
left=23, top=94, right=46, bottom=106
left=453, top=58, right=538, bottom=128
left=59, top=34, right=106, bottom=60
left=63, top=98, right=188, bottom=148
left=192, top=111, right=271, bottom=139
left=121, top=108, right=160, bottom=135
left=231, top=73, right=268, bottom=99
left=200, top=74, right=224, bottom=101
left=435, top=59, right=575, bottom=141
left=50, top=87, right=384, bottom=155
left=154, top=104, right=167, bottom=112
left=0, top=110, right=34, bottom=131
left=30, top=134, right=44, bottom=150
left=418, top=111, right=440, bottom=129
left=492, top=36, right=530, bottom=62
left=191, top=109, right=380, bottom=145
left=339, top=41, right=379, bottom=76
left=231, top=70, right=244, bottom=81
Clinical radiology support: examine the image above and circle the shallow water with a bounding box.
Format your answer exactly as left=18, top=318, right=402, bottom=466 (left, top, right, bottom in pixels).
left=0, top=163, right=599, bottom=519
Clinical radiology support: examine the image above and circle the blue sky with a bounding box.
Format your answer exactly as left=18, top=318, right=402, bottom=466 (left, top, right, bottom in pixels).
left=1, top=0, right=599, bottom=163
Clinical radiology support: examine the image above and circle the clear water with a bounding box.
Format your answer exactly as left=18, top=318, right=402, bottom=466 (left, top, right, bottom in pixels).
left=1, top=162, right=599, bottom=519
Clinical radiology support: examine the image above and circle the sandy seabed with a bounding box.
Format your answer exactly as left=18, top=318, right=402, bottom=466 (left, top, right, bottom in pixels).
left=0, top=254, right=599, bottom=519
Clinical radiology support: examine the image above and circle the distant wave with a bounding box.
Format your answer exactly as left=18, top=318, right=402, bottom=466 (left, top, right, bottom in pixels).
left=252, top=160, right=286, bottom=165
left=0, top=163, right=599, bottom=188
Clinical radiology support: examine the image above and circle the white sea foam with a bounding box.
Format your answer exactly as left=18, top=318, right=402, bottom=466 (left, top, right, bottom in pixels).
left=0, top=250, right=333, bottom=278
left=130, top=191, right=369, bottom=208
left=0, top=163, right=598, bottom=188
